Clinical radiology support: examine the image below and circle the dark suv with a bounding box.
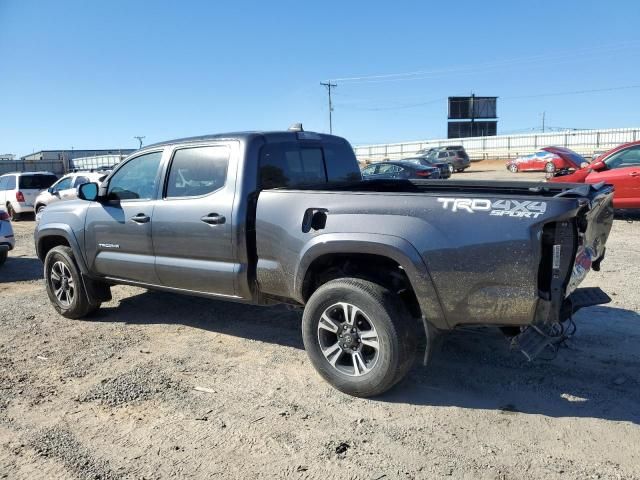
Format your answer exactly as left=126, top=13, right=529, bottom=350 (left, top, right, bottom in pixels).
left=416, top=146, right=471, bottom=173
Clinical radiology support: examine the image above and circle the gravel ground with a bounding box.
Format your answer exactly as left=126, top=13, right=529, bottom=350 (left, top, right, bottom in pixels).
left=0, top=163, right=639, bottom=479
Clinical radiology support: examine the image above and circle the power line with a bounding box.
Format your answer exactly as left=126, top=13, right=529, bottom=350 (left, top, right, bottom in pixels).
left=327, top=41, right=640, bottom=85
left=503, top=84, right=640, bottom=99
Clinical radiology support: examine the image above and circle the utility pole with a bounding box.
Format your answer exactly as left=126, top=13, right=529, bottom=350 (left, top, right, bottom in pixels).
left=320, top=81, right=337, bottom=134
left=134, top=136, right=145, bottom=149
left=541, top=112, right=546, bottom=133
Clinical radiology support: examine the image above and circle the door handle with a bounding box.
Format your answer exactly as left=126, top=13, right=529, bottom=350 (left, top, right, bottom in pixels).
left=130, top=213, right=150, bottom=223
left=630, top=172, right=639, bottom=177
left=201, top=213, right=226, bottom=225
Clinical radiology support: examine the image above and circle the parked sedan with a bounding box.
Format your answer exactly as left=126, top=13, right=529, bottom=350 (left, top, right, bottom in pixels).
left=506, top=147, right=587, bottom=173
left=400, top=157, right=451, bottom=179
left=0, top=207, right=15, bottom=266
left=549, top=141, right=640, bottom=209
left=361, top=161, right=440, bottom=180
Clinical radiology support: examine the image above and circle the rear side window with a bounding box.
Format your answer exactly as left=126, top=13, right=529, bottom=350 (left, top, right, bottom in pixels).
left=259, top=141, right=360, bottom=188
left=74, top=176, right=90, bottom=187
left=0, top=177, right=7, bottom=191
left=19, top=175, right=56, bottom=189
left=165, top=146, right=229, bottom=198
left=5, top=176, right=16, bottom=190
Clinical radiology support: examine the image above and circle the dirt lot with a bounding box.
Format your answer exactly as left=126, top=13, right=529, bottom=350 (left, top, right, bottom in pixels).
left=1, top=163, right=639, bottom=479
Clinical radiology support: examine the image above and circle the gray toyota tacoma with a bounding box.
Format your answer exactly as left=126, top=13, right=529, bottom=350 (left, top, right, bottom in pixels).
left=35, top=127, right=614, bottom=397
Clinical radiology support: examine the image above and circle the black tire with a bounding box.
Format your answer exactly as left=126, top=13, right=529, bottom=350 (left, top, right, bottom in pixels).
left=302, top=278, right=417, bottom=397
left=0, top=250, right=6, bottom=267
left=545, top=162, right=556, bottom=173
left=36, top=205, right=46, bottom=215
left=7, top=203, right=20, bottom=221
left=44, top=246, right=100, bottom=319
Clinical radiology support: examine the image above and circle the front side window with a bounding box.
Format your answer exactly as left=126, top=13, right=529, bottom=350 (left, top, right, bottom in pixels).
left=604, top=146, right=640, bottom=169
left=165, top=146, right=229, bottom=198
left=107, top=151, right=163, bottom=201
left=53, top=177, right=73, bottom=191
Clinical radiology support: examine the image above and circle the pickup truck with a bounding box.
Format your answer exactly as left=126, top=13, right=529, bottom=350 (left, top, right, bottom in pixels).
left=34, top=127, right=615, bottom=397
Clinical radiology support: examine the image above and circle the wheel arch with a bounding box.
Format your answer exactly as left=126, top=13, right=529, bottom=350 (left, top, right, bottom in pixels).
left=295, top=233, right=448, bottom=330
left=36, top=224, right=88, bottom=274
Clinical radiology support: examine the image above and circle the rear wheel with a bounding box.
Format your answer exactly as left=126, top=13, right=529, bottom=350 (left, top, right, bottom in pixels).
left=7, top=203, right=20, bottom=221
left=508, top=163, right=518, bottom=173
left=302, top=278, right=417, bottom=397
left=545, top=162, right=556, bottom=173
left=44, top=246, right=100, bottom=319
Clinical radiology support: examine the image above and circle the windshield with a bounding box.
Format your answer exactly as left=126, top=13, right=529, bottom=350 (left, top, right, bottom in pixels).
left=19, top=174, right=58, bottom=189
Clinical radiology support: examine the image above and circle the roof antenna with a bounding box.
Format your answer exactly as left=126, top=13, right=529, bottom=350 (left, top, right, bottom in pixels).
left=288, top=123, right=303, bottom=132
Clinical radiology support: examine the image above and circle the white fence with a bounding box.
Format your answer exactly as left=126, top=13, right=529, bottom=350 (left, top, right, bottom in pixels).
left=353, top=127, right=640, bottom=163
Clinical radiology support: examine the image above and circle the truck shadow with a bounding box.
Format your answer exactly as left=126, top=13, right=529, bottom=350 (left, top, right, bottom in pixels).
left=97, top=290, right=305, bottom=350
left=382, top=306, right=640, bottom=424
left=97, top=291, right=639, bottom=424
left=0, top=256, right=43, bottom=283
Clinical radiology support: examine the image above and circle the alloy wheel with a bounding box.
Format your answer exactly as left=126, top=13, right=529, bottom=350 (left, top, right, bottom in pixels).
left=317, top=302, right=380, bottom=376
left=50, top=261, right=75, bottom=307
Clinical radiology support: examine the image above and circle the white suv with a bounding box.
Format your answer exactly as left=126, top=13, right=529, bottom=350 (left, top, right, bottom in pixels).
left=34, top=170, right=109, bottom=218
left=0, top=172, right=58, bottom=221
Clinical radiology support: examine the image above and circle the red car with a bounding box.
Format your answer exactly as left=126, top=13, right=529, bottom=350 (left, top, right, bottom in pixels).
left=549, top=141, right=640, bottom=209
left=506, top=147, right=586, bottom=173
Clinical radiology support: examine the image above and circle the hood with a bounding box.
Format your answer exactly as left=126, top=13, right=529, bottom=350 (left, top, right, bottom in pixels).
left=542, top=147, right=588, bottom=169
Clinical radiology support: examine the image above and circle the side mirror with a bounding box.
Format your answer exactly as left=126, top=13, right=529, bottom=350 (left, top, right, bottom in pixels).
left=47, top=187, right=54, bottom=194
left=591, top=160, right=606, bottom=171
left=78, top=182, right=99, bottom=201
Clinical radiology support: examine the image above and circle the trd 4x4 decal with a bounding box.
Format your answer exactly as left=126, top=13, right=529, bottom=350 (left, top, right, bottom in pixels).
left=437, top=198, right=547, bottom=218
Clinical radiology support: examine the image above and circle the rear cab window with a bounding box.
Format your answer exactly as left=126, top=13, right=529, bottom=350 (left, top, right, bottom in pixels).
left=19, top=175, right=57, bottom=190
left=259, top=140, right=361, bottom=189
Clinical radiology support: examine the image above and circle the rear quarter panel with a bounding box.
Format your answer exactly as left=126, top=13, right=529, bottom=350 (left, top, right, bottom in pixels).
left=256, top=189, right=583, bottom=329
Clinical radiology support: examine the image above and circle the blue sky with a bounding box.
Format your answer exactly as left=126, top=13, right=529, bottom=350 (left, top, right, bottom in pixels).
left=1, top=0, right=639, bottom=156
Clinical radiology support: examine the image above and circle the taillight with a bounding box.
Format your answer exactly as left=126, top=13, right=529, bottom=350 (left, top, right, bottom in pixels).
left=16, top=191, right=25, bottom=202
left=415, top=170, right=432, bottom=177
left=0, top=211, right=9, bottom=221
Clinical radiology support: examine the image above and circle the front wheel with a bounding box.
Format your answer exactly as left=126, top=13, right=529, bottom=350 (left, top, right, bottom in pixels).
left=448, top=164, right=454, bottom=174
left=302, top=278, right=417, bottom=397
left=44, top=246, right=100, bottom=319
left=508, top=163, right=518, bottom=173
left=0, top=250, right=6, bottom=267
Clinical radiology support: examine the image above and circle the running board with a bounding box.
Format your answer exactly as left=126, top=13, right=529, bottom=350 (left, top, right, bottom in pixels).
left=512, top=287, right=611, bottom=361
